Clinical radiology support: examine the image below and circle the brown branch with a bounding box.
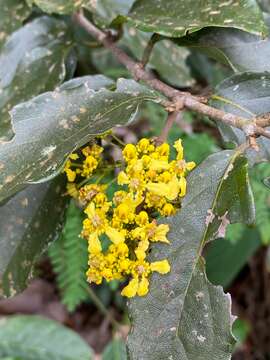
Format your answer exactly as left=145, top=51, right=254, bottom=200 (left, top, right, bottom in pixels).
left=73, top=11, right=270, bottom=140
left=156, top=111, right=179, bottom=144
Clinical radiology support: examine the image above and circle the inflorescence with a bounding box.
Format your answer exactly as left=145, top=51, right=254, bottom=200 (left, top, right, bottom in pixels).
left=63, top=137, right=195, bottom=297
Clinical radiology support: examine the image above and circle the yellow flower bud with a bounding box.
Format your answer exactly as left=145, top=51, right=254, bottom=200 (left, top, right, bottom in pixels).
left=122, top=143, right=137, bottom=162
left=137, top=138, right=150, bottom=153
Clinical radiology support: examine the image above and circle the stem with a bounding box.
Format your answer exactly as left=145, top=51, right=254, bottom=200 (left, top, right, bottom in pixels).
left=141, top=33, right=160, bottom=67
left=86, top=286, right=121, bottom=329
left=73, top=11, right=270, bottom=140
left=157, top=111, right=178, bottom=144
left=111, top=133, right=125, bottom=147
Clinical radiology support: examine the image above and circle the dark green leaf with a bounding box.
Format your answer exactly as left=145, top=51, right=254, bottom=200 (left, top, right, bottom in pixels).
left=175, top=27, right=270, bottom=73
left=0, top=76, right=162, bottom=202
left=102, top=339, right=127, bottom=360
left=187, top=51, right=233, bottom=87
left=26, top=0, right=86, bottom=14
left=49, top=201, right=89, bottom=312
left=0, top=315, right=94, bottom=359
left=0, top=177, right=67, bottom=297
left=211, top=72, right=270, bottom=163
left=206, top=227, right=260, bottom=288
left=126, top=0, right=267, bottom=38
left=127, top=150, right=254, bottom=359
left=0, top=0, right=31, bottom=48
left=0, top=16, right=72, bottom=141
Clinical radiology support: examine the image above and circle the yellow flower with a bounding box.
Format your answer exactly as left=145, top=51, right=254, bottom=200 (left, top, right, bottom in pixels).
left=137, top=277, right=149, bottom=296
left=150, top=259, right=170, bottom=274
left=82, top=144, right=103, bottom=158
left=88, top=233, right=102, bottom=254
left=84, top=202, right=108, bottom=234
left=146, top=222, right=170, bottom=243
left=122, top=143, right=137, bottom=162
left=136, top=138, right=150, bottom=153
left=156, top=143, right=170, bottom=159
left=160, top=203, right=176, bottom=217
left=146, top=176, right=181, bottom=201
left=135, top=211, right=149, bottom=226
left=114, top=203, right=133, bottom=223
left=121, top=278, right=139, bottom=298
left=149, top=159, right=170, bottom=172
left=174, top=139, right=183, bottom=160
left=117, top=171, right=129, bottom=185
left=69, top=153, right=79, bottom=160
left=105, top=227, right=125, bottom=244
left=179, top=176, right=187, bottom=197
left=113, top=190, right=128, bottom=206
left=66, top=183, right=78, bottom=198
left=81, top=155, right=98, bottom=177
left=65, top=168, right=76, bottom=182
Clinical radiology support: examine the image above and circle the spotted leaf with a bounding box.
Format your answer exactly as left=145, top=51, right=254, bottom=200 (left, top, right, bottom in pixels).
left=0, top=16, right=73, bottom=142
left=26, top=0, right=86, bottom=14
left=125, top=0, right=267, bottom=38
left=0, top=0, right=31, bottom=48
left=0, top=76, right=163, bottom=202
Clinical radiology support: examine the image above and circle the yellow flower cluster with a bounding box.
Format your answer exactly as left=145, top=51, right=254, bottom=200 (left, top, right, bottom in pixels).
left=64, top=144, right=103, bottom=183
left=64, top=139, right=195, bottom=297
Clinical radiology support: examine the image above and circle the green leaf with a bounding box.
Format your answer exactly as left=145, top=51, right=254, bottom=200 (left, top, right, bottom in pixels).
left=0, top=0, right=31, bottom=48
left=26, top=0, right=86, bottom=14
left=211, top=72, right=270, bottom=164
left=0, top=76, right=162, bottom=203
left=0, top=177, right=67, bottom=297
left=125, top=0, right=267, bottom=38
left=0, top=16, right=72, bottom=142
left=102, top=339, right=127, bottom=360
left=232, top=318, right=250, bottom=346
left=0, top=315, right=94, bottom=359
left=206, top=227, right=260, bottom=288
left=175, top=27, right=270, bottom=73
left=127, top=149, right=255, bottom=359
left=49, top=201, right=89, bottom=312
